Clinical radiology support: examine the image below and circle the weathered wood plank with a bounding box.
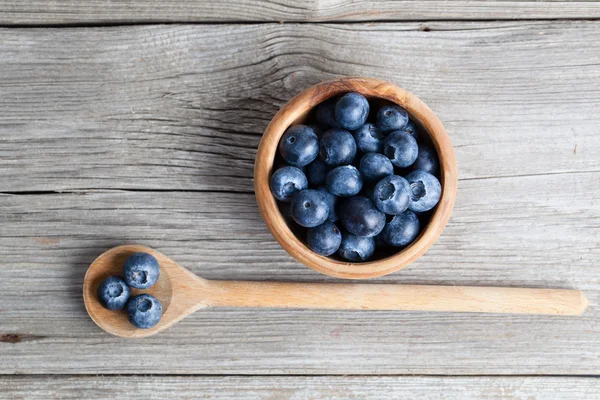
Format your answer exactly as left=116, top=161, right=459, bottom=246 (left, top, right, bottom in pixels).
left=0, top=166, right=598, bottom=374
left=1, top=21, right=599, bottom=376
left=1, top=22, right=600, bottom=192
left=0, top=1, right=599, bottom=24
left=1, top=376, right=599, bottom=399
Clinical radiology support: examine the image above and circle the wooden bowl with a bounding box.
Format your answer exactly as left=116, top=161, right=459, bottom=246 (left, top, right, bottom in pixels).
left=254, top=77, right=457, bottom=279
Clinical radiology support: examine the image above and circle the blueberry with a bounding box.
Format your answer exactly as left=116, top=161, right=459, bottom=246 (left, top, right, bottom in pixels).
left=317, top=186, right=339, bottom=222
left=326, top=165, right=363, bottom=197
left=405, top=170, right=442, bottom=212
left=384, top=130, right=418, bottom=168
left=382, top=210, right=420, bottom=247
left=335, top=92, right=369, bottom=131
left=404, top=120, right=421, bottom=142
left=270, top=166, right=308, bottom=202
left=352, top=123, right=384, bottom=153
left=412, top=145, right=439, bottom=175
left=338, top=232, right=375, bottom=262
left=307, top=222, right=342, bottom=256
left=359, top=152, right=394, bottom=182
left=319, top=128, right=357, bottom=166
left=339, top=196, right=385, bottom=237
left=278, top=125, right=319, bottom=167
left=372, top=175, right=411, bottom=215
left=123, top=252, right=160, bottom=290
left=315, top=98, right=341, bottom=128
left=306, top=158, right=329, bottom=186
left=290, top=189, right=329, bottom=228
left=126, top=294, right=163, bottom=329
left=97, top=276, right=131, bottom=310
left=376, top=104, right=409, bottom=133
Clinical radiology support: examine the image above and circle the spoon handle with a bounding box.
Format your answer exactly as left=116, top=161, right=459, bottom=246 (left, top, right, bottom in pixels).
left=206, top=281, right=588, bottom=315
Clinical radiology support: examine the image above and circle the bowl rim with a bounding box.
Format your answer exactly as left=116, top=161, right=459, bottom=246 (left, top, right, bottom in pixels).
left=254, top=76, right=458, bottom=279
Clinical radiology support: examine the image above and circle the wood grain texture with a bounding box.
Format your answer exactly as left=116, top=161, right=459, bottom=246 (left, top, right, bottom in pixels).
left=1, top=376, right=599, bottom=399
left=0, top=175, right=598, bottom=373
left=1, top=22, right=600, bottom=193
left=84, top=245, right=588, bottom=339
left=1, top=22, right=599, bottom=375
left=0, top=1, right=600, bottom=24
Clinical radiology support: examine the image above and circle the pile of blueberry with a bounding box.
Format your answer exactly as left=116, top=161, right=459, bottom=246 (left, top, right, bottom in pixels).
left=270, top=92, right=441, bottom=262
left=97, top=252, right=163, bottom=329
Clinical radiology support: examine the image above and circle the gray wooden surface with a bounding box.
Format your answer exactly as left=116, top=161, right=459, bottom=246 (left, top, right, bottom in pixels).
left=0, top=4, right=599, bottom=399
left=1, top=376, right=599, bottom=399
left=2, top=22, right=600, bottom=192
left=0, top=0, right=600, bottom=24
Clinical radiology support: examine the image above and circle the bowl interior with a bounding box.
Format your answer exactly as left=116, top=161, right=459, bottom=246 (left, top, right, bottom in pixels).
left=255, top=77, right=457, bottom=279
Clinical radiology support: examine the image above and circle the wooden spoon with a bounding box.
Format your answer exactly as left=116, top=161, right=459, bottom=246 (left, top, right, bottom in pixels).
left=83, top=245, right=589, bottom=338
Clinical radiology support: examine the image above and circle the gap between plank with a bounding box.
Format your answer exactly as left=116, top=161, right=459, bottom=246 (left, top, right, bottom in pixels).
left=2, top=169, right=599, bottom=196
left=1, top=17, right=600, bottom=29
left=0, top=373, right=598, bottom=378
left=0, top=189, right=255, bottom=195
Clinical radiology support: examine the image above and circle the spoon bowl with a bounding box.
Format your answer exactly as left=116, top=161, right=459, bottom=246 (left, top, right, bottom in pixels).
left=83, top=245, right=589, bottom=338
left=83, top=245, right=210, bottom=338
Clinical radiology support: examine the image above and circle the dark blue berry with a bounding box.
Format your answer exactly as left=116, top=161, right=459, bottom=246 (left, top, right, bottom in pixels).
left=372, top=175, right=411, bottom=215
left=412, top=145, right=439, bottom=175
left=306, top=158, right=329, bottom=186
left=123, top=252, right=160, bottom=290
left=376, top=104, right=409, bottom=133
left=307, top=222, right=342, bottom=256
left=97, top=276, right=131, bottom=310
left=290, top=189, right=329, bottom=228
left=339, top=196, right=385, bottom=238
left=335, top=92, right=369, bottom=131
left=352, top=123, right=384, bottom=153
left=278, top=125, right=319, bottom=167
left=315, top=98, right=341, bottom=128
left=325, top=165, right=363, bottom=197
left=404, top=120, right=421, bottom=142
left=270, top=166, right=308, bottom=202
left=317, top=186, right=339, bottom=222
left=405, top=170, right=442, bottom=212
left=382, top=210, right=420, bottom=247
left=359, top=152, right=393, bottom=182
left=338, top=232, right=375, bottom=262
left=384, top=130, right=418, bottom=168
left=319, top=128, right=357, bottom=166
left=126, top=294, right=163, bottom=329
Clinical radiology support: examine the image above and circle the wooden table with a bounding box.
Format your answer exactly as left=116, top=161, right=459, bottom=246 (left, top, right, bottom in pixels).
left=1, top=2, right=599, bottom=398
